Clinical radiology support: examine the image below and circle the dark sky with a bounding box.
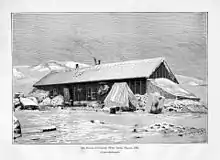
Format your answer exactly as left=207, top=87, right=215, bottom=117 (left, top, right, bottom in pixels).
left=12, top=13, right=207, bottom=80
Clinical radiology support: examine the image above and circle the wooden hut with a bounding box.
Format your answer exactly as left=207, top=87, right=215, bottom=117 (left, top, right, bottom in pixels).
left=33, top=57, right=179, bottom=105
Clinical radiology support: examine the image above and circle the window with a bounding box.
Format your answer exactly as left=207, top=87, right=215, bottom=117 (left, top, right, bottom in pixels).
left=130, top=81, right=135, bottom=93
left=91, top=89, right=97, bottom=100
left=87, top=87, right=97, bottom=100
left=73, top=86, right=77, bottom=101
left=76, top=85, right=87, bottom=101
left=135, top=80, right=141, bottom=94
left=81, top=86, right=86, bottom=101
left=128, top=79, right=146, bottom=95
left=53, top=88, right=57, bottom=96
left=141, top=80, right=146, bottom=94
left=87, top=87, right=92, bottom=100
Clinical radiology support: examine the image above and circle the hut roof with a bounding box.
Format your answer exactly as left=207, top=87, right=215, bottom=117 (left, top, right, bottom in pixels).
left=34, top=57, right=177, bottom=86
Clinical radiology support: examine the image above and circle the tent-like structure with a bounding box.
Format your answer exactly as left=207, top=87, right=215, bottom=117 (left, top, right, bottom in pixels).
left=147, top=78, right=200, bottom=101
left=104, top=82, right=138, bottom=110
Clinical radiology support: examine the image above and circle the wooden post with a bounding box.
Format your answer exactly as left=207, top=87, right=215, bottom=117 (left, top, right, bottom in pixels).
left=140, top=80, right=142, bottom=94
left=85, top=84, right=87, bottom=101
left=134, top=80, right=136, bottom=94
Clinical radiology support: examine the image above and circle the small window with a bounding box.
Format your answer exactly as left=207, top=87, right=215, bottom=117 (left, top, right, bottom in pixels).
left=141, top=80, right=146, bottom=94
left=73, top=86, right=77, bottom=101
left=87, top=87, right=97, bottom=100
left=53, top=88, right=57, bottom=96
left=130, top=81, right=135, bottom=93
left=87, top=88, right=92, bottom=100
left=91, top=87, right=97, bottom=100
left=135, top=80, right=141, bottom=94
left=63, top=88, right=70, bottom=101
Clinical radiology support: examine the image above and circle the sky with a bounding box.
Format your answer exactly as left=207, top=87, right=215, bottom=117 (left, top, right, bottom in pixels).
left=12, top=13, right=207, bottom=80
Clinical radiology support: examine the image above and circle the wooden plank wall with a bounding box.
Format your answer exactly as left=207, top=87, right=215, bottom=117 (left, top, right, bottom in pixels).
left=37, top=78, right=147, bottom=102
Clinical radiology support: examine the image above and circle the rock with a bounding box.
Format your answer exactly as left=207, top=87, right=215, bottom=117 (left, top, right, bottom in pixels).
left=169, top=124, right=174, bottom=127
left=40, top=97, right=52, bottom=106
left=102, top=107, right=110, bottom=113
left=135, top=94, right=150, bottom=110
left=133, top=129, right=137, bottom=133
left=134, top=135, right=143, bottom=139
left=90, top=120, right=105, bottom=124
left=51, top=95, right=64, bottom=106
left=100, top=121, right=105, bottom=124
left=13, top=116, right=22, bottom=139
left=27, top=97, right=38, bottom=104
left=167, top=107, right=178, bottom=112
left=149, top=92, right=165, bottom=114
left=39, top=105, right=50, bottom=111
left=110, top=107, right=116, bottom=114
left=164, top=99, right=207, bottom=113
left=19, top=97, right=39, bottom=110
left=13, top=98, right=21, bottom=107
left=87, top=101, right=100, bottom=108
left=145, top=122, right=206, bottom=137
left=14, top=92, right=24, bottom=98
left=28, top=88, right=50, bottom=103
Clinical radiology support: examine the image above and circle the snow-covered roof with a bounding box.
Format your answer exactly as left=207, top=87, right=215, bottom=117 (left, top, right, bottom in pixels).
left=34, top=57, right=177, bottom=86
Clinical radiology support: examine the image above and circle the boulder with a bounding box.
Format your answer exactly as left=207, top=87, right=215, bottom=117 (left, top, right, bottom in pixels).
left=164, top=99, right=207, bottom=113
left=27, top=96, right=38, bottom=104
left=14, top=92, right=24, bottom=99
left=20, top=97, right=39, bottom=110
left=51, top=95, right=64, bottom=106
left=102, top=107, right=110, bottom=113
left=13, top=98, right=21, bottom=108
left=149, top=92, right=165, bottom=114
left=28, top=88, right=50, bottom=103
left=87, top=101, right=100, bottom=108
left=90, top=120, right=105, bottom=124
left=13, top=116, right=22, bottom=139
left=110, top=107, right=116, bottom=114
left=135, top=93, right=151, bottom=112
left=39, top=97, right=52, bottom=106
left=145, top=122, right=206, bottom=137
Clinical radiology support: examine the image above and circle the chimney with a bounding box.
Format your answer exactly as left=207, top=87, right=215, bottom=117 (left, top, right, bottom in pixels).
left=75, top=64, right=79, bottom=69
left=98, top=60, right=101, bottom=65
left=93, top=58, right=97, bottom=65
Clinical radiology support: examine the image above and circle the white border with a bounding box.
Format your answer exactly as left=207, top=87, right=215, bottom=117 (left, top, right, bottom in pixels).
left=0, top=0, right=219, bottom=159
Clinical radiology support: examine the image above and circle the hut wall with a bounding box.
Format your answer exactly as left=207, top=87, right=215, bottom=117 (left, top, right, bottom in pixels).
left=36, top=78, right=147, bottom=102
left=71, top=82, right=100, bottom=102
left=36, top=77, right=152, bottom=105
left=150, top=62, right=178, bottom=83
left=69, top=78, right=147, bottom=102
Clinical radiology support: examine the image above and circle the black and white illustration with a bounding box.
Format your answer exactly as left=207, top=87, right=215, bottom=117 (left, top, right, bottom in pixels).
left=12, top=13, right=207, bottom=144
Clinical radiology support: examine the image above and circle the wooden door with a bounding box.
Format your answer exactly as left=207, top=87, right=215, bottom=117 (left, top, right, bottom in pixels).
left=63, top=87, right=70, bottom=102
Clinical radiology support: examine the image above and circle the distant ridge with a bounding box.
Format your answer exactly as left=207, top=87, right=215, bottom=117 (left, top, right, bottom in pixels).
left=30, top=60, right=90, bottom=72
left=176, top=75, right=207, bottom=86
left=13, top=60, right=90, bottom=94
